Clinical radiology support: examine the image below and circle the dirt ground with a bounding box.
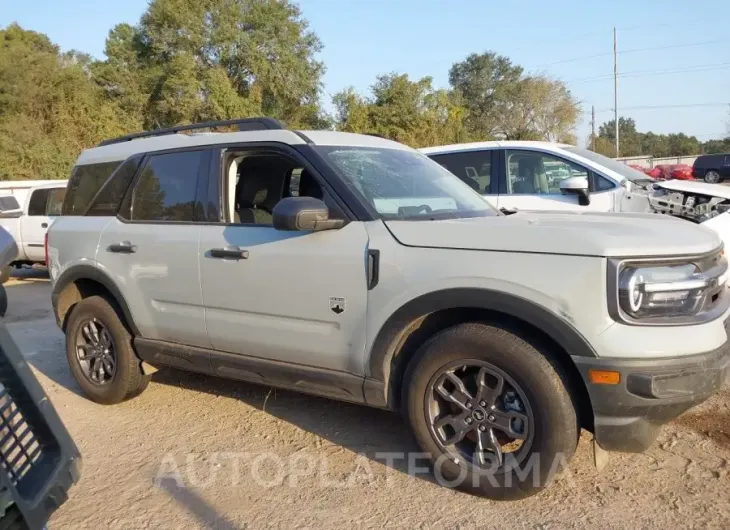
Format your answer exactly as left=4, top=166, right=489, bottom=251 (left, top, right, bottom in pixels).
left=3, top=270, right=730, bottom=529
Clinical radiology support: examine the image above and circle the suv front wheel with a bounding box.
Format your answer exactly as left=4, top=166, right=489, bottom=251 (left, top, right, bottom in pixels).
left=404, top=322, right=579, bottom=500
left=65, top=296, right=151, bottom=404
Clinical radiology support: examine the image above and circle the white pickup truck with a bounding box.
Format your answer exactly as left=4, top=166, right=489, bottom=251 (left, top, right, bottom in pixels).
left=0, top=181, right=67, bottom=282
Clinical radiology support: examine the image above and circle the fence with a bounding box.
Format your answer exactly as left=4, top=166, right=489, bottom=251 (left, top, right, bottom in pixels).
left=615, top=154, right=698, bottom=168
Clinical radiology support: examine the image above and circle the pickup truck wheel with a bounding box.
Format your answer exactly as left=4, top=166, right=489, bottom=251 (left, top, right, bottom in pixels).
left=0, top=266, right=10, bottom=284
left=403, top=322, right=578, bottom=500
left=65, top=296, right=150, bottom=404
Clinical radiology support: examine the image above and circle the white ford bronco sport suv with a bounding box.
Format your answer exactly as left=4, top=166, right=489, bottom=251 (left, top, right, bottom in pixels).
left=47, top=118, right=730, bottom=500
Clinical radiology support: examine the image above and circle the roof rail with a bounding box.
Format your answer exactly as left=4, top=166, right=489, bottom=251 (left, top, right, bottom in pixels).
left=98, top=117, right=287, bottom=147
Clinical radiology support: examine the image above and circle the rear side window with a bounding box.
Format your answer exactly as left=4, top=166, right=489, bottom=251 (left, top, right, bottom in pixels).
left=429, top=151, right=494, bottom=194
left=129, top=151, right=205, bottom=222
left=62, top=161, right=122, bottom=215
left=27, top=189, right=50, bottom=216
left=86, top=158, right=140, bottom=216
left=46, top=188, right=66, bottom=215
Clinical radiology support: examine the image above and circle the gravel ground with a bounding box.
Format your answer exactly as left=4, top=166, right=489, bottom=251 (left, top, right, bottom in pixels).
left=3, top=271, right=730, bottom=529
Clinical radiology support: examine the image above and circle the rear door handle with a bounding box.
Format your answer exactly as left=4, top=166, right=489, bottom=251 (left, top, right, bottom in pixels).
left=108, top=241, right=137, bottom=254
left=41, top=222, right=48, bottom=228
left=210, top=247, right=249, bottom=260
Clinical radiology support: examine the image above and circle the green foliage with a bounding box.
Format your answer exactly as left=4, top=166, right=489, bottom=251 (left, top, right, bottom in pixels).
left=333, top=52, right=581, bottom=148
left=593, top=117, right=723, bottom=157
left=0, top=24, right=132, bottom=180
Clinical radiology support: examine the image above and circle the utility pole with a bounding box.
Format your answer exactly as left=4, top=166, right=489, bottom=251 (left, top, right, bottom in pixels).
left=613, top=26, right=619, bottom=157
left=591, top=105, right=596, bottom=151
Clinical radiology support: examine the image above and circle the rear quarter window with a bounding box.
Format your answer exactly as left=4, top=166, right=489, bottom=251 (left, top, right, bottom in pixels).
left=62, top=161, right=122, bottom=215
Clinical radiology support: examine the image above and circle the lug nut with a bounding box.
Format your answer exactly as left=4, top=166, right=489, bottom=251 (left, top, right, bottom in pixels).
left=465, top=417, right=473, bottom=424
left=479, top=400, right=486, bottom=407
left=479, top=425, right=486, bottom=432
left=466, top=402, right=472, bottom=409
left=488, top=414, right=496, bottom=422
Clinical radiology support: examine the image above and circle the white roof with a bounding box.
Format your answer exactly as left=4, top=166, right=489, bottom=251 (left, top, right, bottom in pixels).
left=419, top=140, right=573, bottom=155
left=76, top=128, right=412, bottom=166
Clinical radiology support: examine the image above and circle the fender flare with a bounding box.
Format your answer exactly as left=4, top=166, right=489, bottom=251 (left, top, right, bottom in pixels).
left=367, top=287, right=598, bottom=384
left=51, top=264, right=140, bottom=336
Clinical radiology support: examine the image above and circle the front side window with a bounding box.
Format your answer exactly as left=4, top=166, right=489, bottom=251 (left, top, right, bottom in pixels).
left=315, top=147, right=497, bottom=220
left=428, top=150, right=493, bottom=194
left=27, top=189, right=50, bottom=216
left=130, top=151, right=204, bottom=222
left=505, top=150, right=588, bottom=195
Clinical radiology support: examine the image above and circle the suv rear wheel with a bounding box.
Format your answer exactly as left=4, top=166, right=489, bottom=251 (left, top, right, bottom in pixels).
left=404, top=322, right=578, bottom=500
left=704, top=170, right=721, bottom=184
left=65, top=296, right=150, bottom=404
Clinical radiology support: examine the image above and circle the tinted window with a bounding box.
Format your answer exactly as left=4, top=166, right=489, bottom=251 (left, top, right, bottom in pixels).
left=505, top=150, right=588, bottom=195
left=86, top=158, right=140, bottom=216
left=429, top=151, right=493, bottom=194
left=62, top=161, right=122, bottom=215
left=0, top=196, right=20, bottom=212
left=27, top=189, right=50, bottom=216
left=130, top=151, right=204, bottom=222
left=46, top=188, right=66, bottom=215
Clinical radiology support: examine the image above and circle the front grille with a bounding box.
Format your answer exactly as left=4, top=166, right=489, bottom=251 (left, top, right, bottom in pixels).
left=0, top=384, right=43, bottom=485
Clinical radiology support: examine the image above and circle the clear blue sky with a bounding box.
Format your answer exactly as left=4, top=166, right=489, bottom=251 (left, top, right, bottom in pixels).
left=3, top=0, right=729, bottom=146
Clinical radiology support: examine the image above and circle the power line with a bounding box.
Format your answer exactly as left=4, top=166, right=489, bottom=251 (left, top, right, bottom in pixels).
left=566, top=62, right=730, bottom=84
left=530, top=38, right=730, bottom=69
left=593, top=102, right=730, bottom=113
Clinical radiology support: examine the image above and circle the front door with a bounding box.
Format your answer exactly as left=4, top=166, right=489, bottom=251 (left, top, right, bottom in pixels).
left=198, top=146, right=370, bottom=373
left=20, top=186, right=65, bottom=262
left=497, top=149, right=616, bottom=212
left=95, top=149, right=211, bottom=347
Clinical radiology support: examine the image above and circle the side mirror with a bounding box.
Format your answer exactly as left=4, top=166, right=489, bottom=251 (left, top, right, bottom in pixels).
left=273, top=197, right=346, bottom=232
left=559, top=176, right=590, bottom=206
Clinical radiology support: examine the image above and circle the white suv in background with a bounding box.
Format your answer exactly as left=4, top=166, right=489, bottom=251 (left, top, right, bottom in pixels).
left=420, top=141, right=730, bottom=251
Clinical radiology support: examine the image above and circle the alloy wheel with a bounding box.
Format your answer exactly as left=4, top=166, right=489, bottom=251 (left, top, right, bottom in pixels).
left=425, top=360, right=534, bottom=472
left=75, top=318, right=117, bottom=385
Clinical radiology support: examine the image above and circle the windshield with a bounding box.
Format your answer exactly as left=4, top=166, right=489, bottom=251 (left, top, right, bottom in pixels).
left=315, top=146, right=499, bottom=220
left=563, top=146, right=651, bottom=183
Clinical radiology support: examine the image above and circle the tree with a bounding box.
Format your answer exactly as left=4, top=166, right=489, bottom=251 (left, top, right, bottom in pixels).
left=448, top=52, right=579, bottom=143
left=94, top=0, right=326, bottom=129
left=0, top=24, right=131, bottom=180
left=331, top=74, right=469, bottom=148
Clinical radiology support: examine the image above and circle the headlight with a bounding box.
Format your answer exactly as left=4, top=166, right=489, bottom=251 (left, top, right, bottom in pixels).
left=609, top=253, right=729, bottom=324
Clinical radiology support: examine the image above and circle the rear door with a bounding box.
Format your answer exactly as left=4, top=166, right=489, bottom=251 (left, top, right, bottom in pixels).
left=96, top=149, right=211, bottom=347
left=496, top=149, right=617, bottom=212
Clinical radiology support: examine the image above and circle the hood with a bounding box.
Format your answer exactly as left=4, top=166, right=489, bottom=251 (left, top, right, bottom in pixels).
left=384, top=210, right=721, bottom=258
left=655, top=179, right=730, bottom=200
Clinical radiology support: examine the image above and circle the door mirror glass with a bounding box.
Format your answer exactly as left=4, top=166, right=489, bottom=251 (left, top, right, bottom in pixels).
left=272, top=197, right=345, bottom=232
left=559, top=176, right=590, bottom=205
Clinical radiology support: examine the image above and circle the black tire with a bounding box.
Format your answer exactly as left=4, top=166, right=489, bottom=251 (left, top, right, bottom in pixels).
left=65, top=296, right=150, bottom=404
left=403, top=322, right=578, bottom=500
left=704, top=170, right=721, bottom=184
left=0, top=266, right=10, bottom=285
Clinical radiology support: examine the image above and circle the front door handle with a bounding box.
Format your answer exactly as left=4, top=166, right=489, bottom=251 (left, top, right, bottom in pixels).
left=41, top=222, right=48, bottom=228
left=210, top=247, right=249, bottom=260
left=108, top=241, right=137, bottom=254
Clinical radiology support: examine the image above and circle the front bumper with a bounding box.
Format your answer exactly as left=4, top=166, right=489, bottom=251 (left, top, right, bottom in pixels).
left=572, top=337, right=730, bottom=453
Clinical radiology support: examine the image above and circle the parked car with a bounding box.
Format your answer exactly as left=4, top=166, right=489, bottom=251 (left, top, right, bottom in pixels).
left=669, top=164, right=694, bottom=181
left=643, top=166, right=661, bottom=179
left=653, top=164, right=675, bottom=180
left=0, top=225, right=81, bottom=528
left=420, top=141, right=730, bottom=252
left=48, top=119, right=729, bottom=500
left=0, top=182, right=66, bottom=283
left=693, top=153, right=730, bottom=183
left=0, top=180, right=66, bottom=213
